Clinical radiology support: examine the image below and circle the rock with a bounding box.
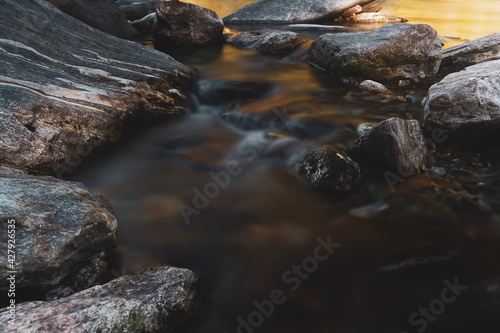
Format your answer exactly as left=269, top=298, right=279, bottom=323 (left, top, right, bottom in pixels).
left=424, top=59, right=500, bottom=141
left=116, top=0, right=163, bottom=20
left=131, top=12, right=156, bottom=33
left=47, top=0, right=138, bottom=38
left=0, top=166, right=117, bottom=293
left=0, top=0, right=192, bottom=175
left=344, top=12, right=407, bottom=23
left=227, top=30, right=305, bottom=55
left=0, top=266, right=204, bottom=332
left=439, top=33, right=500, bottom=76
left=343, top=5, right=363, bottom=18
left=197, top=79, right=273, bottom=106
left=359, top=80, right=389, bottom=93
left=223, top=0, right=384, bottom=24
left=350, top=117, right=429, bottom=176
left=298, top=146, right=363, bottom=192
left=153, top=0, right=224, bottom=48
left=309, top=24, right=443, bottom=84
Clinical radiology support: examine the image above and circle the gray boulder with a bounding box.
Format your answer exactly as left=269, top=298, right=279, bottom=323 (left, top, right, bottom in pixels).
left=224, top=0, right=384, bottom=24
left=0, top=0, right=192, bottom=175
left=309, top=24, right=443, bottom=84
left=0, top=166, right=117, bottom=293
left=153, top=0, right=224, bottom=48
left=350, top=117, right=429, bottom=176
left=46, top=0, right=138, bottom=38
left=439, top=33, right=500, bottom=76
left=227, top=30, right=305, bottom=55
left=0, top=266, right=204, bottom=332
left=299, top=146, right=363, bottom=193
left=424, top=59, right=500, bottom=141
left=116, top=0, right=163, bottom=20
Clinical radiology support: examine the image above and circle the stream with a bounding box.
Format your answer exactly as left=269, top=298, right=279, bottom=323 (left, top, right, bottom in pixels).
left=69, top=1, right=500, bottom=332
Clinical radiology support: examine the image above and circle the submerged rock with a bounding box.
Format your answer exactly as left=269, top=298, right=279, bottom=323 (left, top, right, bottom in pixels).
left=439, top=33, right=500, bottom=76
left=424, top=59, right=500, bottom=141
left=309, top=24, right=442, bottom=84
left=223, top=0, right=384, bottom=24
left=359, top=80, right=389, bottom=93
left=47, top=0, right=137, bottom=38
left=153, top=0, right=224, bottom=48
left=0, top=166, right=117, bottom=293
left=116, top=0, right=163, bottom=20
left=0, top=0, right=192, bottom=175
left=299, top=146, right=363, bottom=193
left=227, top=30, right=305, bottom=55
left=350, top=117, right=429, bottom=176
left=0, top=266, right=204, bottom=332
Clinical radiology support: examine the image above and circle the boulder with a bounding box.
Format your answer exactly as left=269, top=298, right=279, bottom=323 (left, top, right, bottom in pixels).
left=227, top=30, right=306, bottom=55
left=0, top=166, right=117, bottom=293
left=350, top=117, right=429, bottom=176
left=439, top=33, right=500, bottom=76
left=299, top=146, right=363, bottom=192
left=424, top=59, right=500, bottom=141
left=46, top=0, right=138, bottom=38
left=0, top=0, right=192, bottom=175
left=309, top=24, right=443, bottom=84
left=153, top=0, right=224, bottom=48
left=223, top=0, right=384, bottom=24
left=116, top=0, right=163, bottom=20
left=0, top=266, right=204, bottom=332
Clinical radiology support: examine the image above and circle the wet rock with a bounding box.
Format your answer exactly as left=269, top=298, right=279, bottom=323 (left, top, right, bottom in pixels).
left=424, top=59, right=500, bottom=141
left=116, top=0, right=163, bottom=20
left=299, top=146, right=363, bottom=193
left=0, top=0, right=192, bottom=175
left=0, top=166, right=117, bottom=293
left=153, top=0, right=224, bottom=48
left=309, top=24, right=443, bottom=84
left=350, top=117, right=429, bottom=176
left=131, top=12, right=156, bottom=33
left=343, top=12, right=407, bottom=23
left=343, top=5, right=363, bottom=18
left=359, top=80, right=389, bottom=93
left=224, top=0, right=384, bottom=24
left=439, top=33, right=500, bottom=76
left=47, top=0, right=137, bottom=38
left=227, top=30, right=305, bottom=55
left=0, top=266, right=204, bottom=332
left=197, top=79, right=273, bottom=106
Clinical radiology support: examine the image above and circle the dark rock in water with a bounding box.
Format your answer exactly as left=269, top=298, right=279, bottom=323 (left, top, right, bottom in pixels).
left=439, top=33, right=500, bottom=76
left=153, top=1, right=224, bottom=48
left=47, top=0, right=138, bottom=38
left=424, top=59, right=500, bottom=141
left=299, top=146, right=363, bottom=193
left=116, top=0, right=163, bottom=20
left=131, top=12, right=156, bottom=33
left=309, top=24, right=443, bottom=84
left=227, top=30, right=305, bottom=55
left=350, top=117, right=429, bottom=176
left=197, top=79, right=273, bottom=106
left=0, top=0, right=192, bottom=175
left=224, top=0, right=384, bottom=24
left=0, top=166, right=117, bottom=294
left=0, top=266, right=204, bottom=332
left=343, top=12, right=407, bottom=23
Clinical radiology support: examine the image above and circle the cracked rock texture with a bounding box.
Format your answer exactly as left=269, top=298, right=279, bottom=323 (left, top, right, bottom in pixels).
left=0, top=266, right=204, bottom=333
left=227, top=30, right=305, bottom=55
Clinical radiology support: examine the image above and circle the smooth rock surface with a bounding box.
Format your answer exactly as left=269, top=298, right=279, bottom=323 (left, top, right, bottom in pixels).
left=131, top=12, right=156, bottom=33
left=359, top=80, right=389, bottom=93
left=350, top=117, right=429, bottom=176
left=0, top=0, right=192, bottom=175
left=47, top=0, right=138, bottom=38
left=309, top=24, right=443, bottom=84
left=224, top=0, right=384, bottom=24
left=299, top=146, right=363, bottom=192
left=439, top=33, right=500, bottom=76
left=116, top=0, right=163, bottom=20
left=424, top=59, right=500, bottom=140
left=227, top=30, right=305, bottom=55
left=153, top=0, right=224, bottom=48
left=0, top=266, right=204, bottom=332
left=0, top=166, right=117, bottom=293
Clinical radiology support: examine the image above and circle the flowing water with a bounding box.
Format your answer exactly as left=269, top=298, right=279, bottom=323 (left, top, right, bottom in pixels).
left=70, top=1, right=500, bottom=332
